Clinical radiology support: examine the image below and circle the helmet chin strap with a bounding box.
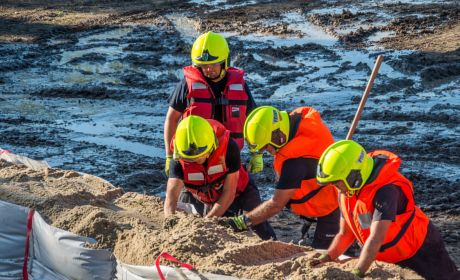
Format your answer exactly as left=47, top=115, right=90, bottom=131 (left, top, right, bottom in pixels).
left=345, top=190, right=356, bottom=197
left=218, top=68, right=226, bottom=79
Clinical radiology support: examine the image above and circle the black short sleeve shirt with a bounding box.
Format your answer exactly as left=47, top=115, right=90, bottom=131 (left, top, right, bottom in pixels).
left=276, top=158, right=318, bottom=189
left=372, top=184, right=408, bottom=222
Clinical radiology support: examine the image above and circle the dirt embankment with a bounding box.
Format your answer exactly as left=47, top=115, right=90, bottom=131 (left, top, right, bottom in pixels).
left=0, top=160, right=421, bottom=279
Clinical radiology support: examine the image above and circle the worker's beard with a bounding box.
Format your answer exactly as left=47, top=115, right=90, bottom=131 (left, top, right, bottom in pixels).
left=204, top=69, right=223, bottom=81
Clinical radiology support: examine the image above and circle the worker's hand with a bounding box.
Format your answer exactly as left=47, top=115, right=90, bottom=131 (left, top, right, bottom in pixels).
left=163, top=215, right=179, bottom=229
left=164, top=155, right=172, bottom=177
left=248, top=153, right=263, bottom=174
left=309, top=253, right=332, bottom=267
left=220, top=215, right=249, bottom=232
left=351, top=268, right=365, bottom=278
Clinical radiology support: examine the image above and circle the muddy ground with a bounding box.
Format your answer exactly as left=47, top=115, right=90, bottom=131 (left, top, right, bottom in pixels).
left=0, top=0, right=459, bottom=275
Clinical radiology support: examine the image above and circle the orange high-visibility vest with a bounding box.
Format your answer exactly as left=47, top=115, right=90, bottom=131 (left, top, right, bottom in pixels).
left=274, top=107, right=338, bottom=217
left=340, top=150, right=430, bottom=263
left=182, top=66, right=248, bottom=150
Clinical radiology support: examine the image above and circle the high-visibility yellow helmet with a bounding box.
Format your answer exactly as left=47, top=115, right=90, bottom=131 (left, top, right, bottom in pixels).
left=191, top=31, right=230, bottom=69
left=243, top=106, right=290, bottom=153
left=174, top=116, right=217, bottom=160
left=317, top=140, right=374, bottom=196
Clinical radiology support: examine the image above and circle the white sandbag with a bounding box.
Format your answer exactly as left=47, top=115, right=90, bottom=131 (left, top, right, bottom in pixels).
left=0, top=200, right=29, bottom=279
left=29, top=211, right=115, bottom=280
left=116, top=261, right=243, bottom=280
left=0, top=148, right=50, bottom=171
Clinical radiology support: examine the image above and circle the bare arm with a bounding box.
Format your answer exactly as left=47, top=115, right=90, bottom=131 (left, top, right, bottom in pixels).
left=246, top=188, right=296, bottom=225
left=356, top=220, right=391, bottom=273
left=164, top=178, right=184, bottom=217
left=327, top=216, right=357, bottom=260
left=164, top=107, right=182, bottom=156
left=206, top=171, right=239, bottom=218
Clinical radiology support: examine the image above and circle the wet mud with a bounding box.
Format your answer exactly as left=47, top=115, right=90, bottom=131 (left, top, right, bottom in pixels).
left=0, top=0, right=459, bottom=269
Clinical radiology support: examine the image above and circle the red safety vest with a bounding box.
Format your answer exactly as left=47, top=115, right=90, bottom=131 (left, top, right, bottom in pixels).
left=340, top=150, right=430, bottom=263
left=182, top=66, right=248, bottom=150
left=273, top=107, right=338, bottom=218
left=177, top=119, right=249, bottom=204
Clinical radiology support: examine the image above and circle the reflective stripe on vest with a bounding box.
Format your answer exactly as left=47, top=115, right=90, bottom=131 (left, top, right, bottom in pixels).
left=187, top=172, right=204, bottom=181
left=208, top=164, right=224, bottom=175
left=229, top=84, right=243, bottom=91
left=191, top=82, right=207, bottom=90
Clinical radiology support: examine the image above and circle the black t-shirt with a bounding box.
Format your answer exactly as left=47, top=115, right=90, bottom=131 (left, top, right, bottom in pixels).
left=169, top=138, right=241, bottom=180
left=277, top=158, right=318, bottom=189
left=276, top=113, right=318, bottom=189
left=168, top=74, right=257, bottom=123
left=372, top=184, right=408, bottom=221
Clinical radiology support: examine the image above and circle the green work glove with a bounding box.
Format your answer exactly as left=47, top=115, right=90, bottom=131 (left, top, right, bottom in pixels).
left=164, top=155, right=172, bottom=177
left=248, top=153, right=263, bottom=174
left=224, top=215, right=249, bottom=232
left=351, top=268, right=365, bottom=278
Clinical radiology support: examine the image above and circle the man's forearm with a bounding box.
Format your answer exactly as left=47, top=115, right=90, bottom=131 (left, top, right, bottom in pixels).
left=164, top=108, right=181, bottom=155
left=246, top=199, right=283, bottom=225
left=356, top=220, right=391, bottom=274
left=164, top=196, right=177, bottom=217
left=206, top=199, right=232, bottom=217
left=327, top=232, right=356, bottom=260
left=206, top=173, right=238, bottom=218
left=164, top=178, right=183, bottom=217
left=356, top=235, right=383, bottom=273
left=164, top=119, right=176, bottom=156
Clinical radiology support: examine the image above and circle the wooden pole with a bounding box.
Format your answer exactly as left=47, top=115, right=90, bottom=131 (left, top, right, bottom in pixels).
left=346, top=55, right=384, bottom=140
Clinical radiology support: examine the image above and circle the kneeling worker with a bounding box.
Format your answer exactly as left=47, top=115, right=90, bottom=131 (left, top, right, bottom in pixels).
left=164, top=115, right=276, bottom=240
left=314, top=140, right=459, bottom=279
left=226, top=106, right=340, bottom=249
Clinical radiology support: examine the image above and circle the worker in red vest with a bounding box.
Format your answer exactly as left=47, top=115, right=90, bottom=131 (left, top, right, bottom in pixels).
left=164, top=31, right=262, bottom=176
left=164, top=115, right=276, bottom=240
left=314, top=140, right=459, bottom=279
left=225, top=106, right=340, bottom=249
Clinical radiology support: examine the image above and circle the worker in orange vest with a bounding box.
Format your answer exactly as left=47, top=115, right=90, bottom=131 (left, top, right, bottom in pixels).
left=225, top=106, right=340, bottom=249
left=314, top=140, right=459, bottom=279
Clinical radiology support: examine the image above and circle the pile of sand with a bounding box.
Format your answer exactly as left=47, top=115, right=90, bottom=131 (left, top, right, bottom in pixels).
left=0, top=160, right=421, bottom=279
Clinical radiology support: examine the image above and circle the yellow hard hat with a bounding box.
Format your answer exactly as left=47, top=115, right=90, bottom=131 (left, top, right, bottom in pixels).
left=191, top=31, right=230, bottom=69
left=243, top=106, right=290, bottom=153
left=174, top=116, right=217, bottom=160
left=317, top=140, right=374, bottom=196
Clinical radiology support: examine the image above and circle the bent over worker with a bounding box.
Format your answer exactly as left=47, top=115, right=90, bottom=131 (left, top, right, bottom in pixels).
left=164, top=31, right=262, bottom=176
left=314, top=140, right=459, bottom=279
left=225, top=106, right=340, bottom=249
left=164, top=115, right=276, bottom=240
